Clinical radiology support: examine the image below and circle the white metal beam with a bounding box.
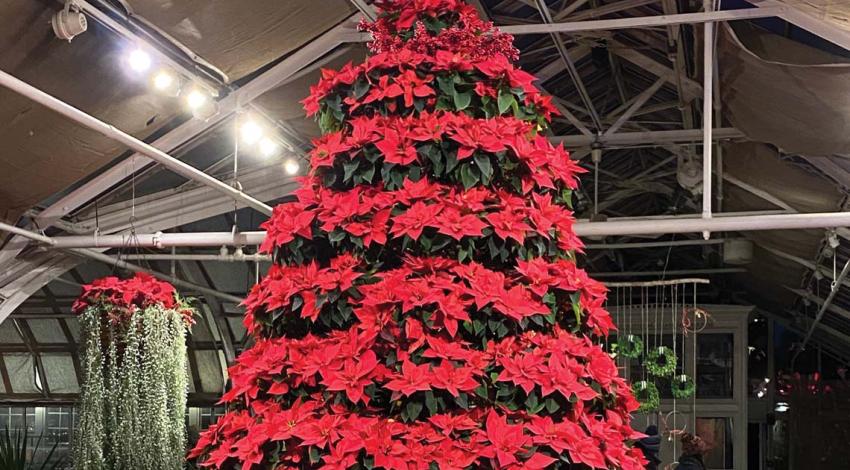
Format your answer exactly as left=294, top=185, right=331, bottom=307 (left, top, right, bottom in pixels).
left=750, top=0, right=850, bottom=51
left=553, top=127, right=744, bottom=147
left=604, top=77, right=666, bottom=135
left=35, top=18, right=354, bottom=226
left=0, top=69, right=273, bottom=216
left=502, top=7, right=784, bottom=35
left=7, top=210, right=848, bottom=249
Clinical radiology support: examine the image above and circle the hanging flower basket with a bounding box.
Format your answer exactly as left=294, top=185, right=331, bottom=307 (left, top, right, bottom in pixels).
left=633, top=380, right=660, bottom=413
left=645, top=346, right=677, bottom=377
left=671, top=374, right=696, bottom=399
left=73, top=273, right=193, bottom=470
left=616, top=334, right=644, bottom=359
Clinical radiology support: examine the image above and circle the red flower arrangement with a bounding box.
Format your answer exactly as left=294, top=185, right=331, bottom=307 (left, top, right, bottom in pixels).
left=190, top=1, right=645, bottom=468
left=73, top=272, right=193, bottom=324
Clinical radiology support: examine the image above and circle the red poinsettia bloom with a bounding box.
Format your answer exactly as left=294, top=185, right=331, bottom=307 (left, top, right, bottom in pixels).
left=322, top=350, right=378, bottom=404
left=390, top=201, right=439, bottom=240
left=375, top=127, right=419, bottom=165
left=482, top=410, right=530, bottom=467
left=310, top=131, right=352, bottom=170
left=383, top=360, right=432, bottom=397
left=433, top=207, right=487, bottom=240
left=486, top=210, right=532, bottom=243
left=395, top=69, right=435, bottom=107
left=430, top=360, right=479, bottom=397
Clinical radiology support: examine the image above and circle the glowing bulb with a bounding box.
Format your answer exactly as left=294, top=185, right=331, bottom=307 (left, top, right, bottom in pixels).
left=284, top=158, right=300, bottom=175
left=128, top=48, right=152, bottom=72
left=259, top=138, right=279, bottom=157
left=240, top=120, right=263, bottom=145
left=153, top=71, right=174, bottom=90
left=185, top=89, right=207, bottom=110
left=151, top=70, right=180, bottom=97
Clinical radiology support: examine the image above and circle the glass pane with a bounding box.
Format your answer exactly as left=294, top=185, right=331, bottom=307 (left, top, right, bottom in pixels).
left=696, top=417, right=734, bottom=470
left=697, top=333, right=734, bottom=398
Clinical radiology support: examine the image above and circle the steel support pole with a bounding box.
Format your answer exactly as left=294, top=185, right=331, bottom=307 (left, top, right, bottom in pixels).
left=16, top=211, right=848, bottom=248
left=792, top=257, right=850, bottom=368
left=0, top=69, right=273, bottom=216
left=48, top=231, right=266, bottom=249
left=701, top=0, right=715, bottom=239
left=0, top=222, right=55, bottom=246
left=67, top=248, right=244, bottom=304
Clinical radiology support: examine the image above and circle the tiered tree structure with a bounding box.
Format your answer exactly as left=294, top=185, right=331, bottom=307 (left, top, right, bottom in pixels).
left=190, top=1, right=645, bottom=468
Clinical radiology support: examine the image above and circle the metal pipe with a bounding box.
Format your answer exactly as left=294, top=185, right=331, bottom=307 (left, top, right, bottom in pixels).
left=575, top=212, right=850, bottom=237
left=792, top=257, right=850, bottom=368
left=32, top=211, right=850, bottom=248
left=338, top=8, right=785, bottom=41
left=584, top=238, right=729, bottom=250
left=118, top=253, right=271, bottom=262
left=50, top=231, right=266, bottom=249
left=593, top=268, right=745, bottom=278
left=701, top=0, right=715, bottom=238
left=0, top=221, right=55, bottom=246
left=554, top=127, right=744, bottom=148
left=67, top=248, right=244, bottom=304
left=0, top=69, right=273, bottom=216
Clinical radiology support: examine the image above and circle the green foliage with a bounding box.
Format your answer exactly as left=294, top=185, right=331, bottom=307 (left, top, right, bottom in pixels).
left=645, top=346, right=677, bottom=377
left=671, top=374, right=696, bottom=399
left=0, top=428, right=63, bottom=470
left=632, top=381, right=660, bottom=413
left=74, top=305, right=190, bottom=470
left=615, top=334, right=643, bottom=359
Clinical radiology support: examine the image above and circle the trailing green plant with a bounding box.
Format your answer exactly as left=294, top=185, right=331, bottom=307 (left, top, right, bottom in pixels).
left=645, top=345, right=677, bottom=377
left=0, top=428, right=64, bottom=470
left=73, top=273, right=193, bottom=470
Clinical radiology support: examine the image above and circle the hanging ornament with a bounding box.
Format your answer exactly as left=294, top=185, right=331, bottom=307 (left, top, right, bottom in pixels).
left=616, top=334, right=644, bottom=359
left=633, top=380, right=660, bottom=413
left=671, top=374, right=696, bottom=399
left=646, top=345, right=678, bottom=377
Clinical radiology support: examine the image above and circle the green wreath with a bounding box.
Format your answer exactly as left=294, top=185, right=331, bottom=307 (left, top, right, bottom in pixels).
left=632, top=381, right=660, bottom=413
left=616, top=334, right=644, bottom=359
left=645, top=346, right=677, bottom=377
left=671, top=374, right=696, bottom=399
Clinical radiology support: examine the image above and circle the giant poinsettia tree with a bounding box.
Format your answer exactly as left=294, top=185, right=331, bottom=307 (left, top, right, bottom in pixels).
left=190, top=1, right=645, bottom=468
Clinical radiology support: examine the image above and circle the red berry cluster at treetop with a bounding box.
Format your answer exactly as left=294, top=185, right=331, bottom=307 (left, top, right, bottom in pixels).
left=190, top=1, right=646, bottom=468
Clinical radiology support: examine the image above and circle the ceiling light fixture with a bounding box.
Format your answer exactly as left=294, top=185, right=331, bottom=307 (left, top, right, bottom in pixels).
left=152, top=70, right=180, bottom=97
left=127, top=48, right=152, bottom=73
left=52, top=2, right=87, bottom=42
left=284, top=159, right=300, bottom=175
left=240, top=120, right=264, bottom=145
left=185, top=88, right=218, bottom=121
left=259, top=138, right=280, bottom=158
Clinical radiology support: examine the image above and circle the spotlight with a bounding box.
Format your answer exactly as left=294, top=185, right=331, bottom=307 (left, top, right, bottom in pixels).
left=185, top=89, right=207, bottom=109
left=240, top=120, right=264, bottom=145
left=775, top=402, right=790, bottom=413
left=184, top=88, right=218, bottom=121
left=259, top=138, right=280, bottom=158
left=127, top=49, right=152, bottom=73
left=52, top=3, right=87, bottom=42
left=284, top=158, right=300, bottom=175
left=151, top=70, right=180, bottom=97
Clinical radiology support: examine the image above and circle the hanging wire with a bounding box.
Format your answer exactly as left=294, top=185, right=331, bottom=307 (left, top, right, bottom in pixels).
left=692, top=282, right=698, bottom=432
left=672, top=282, right=678, bottom=456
